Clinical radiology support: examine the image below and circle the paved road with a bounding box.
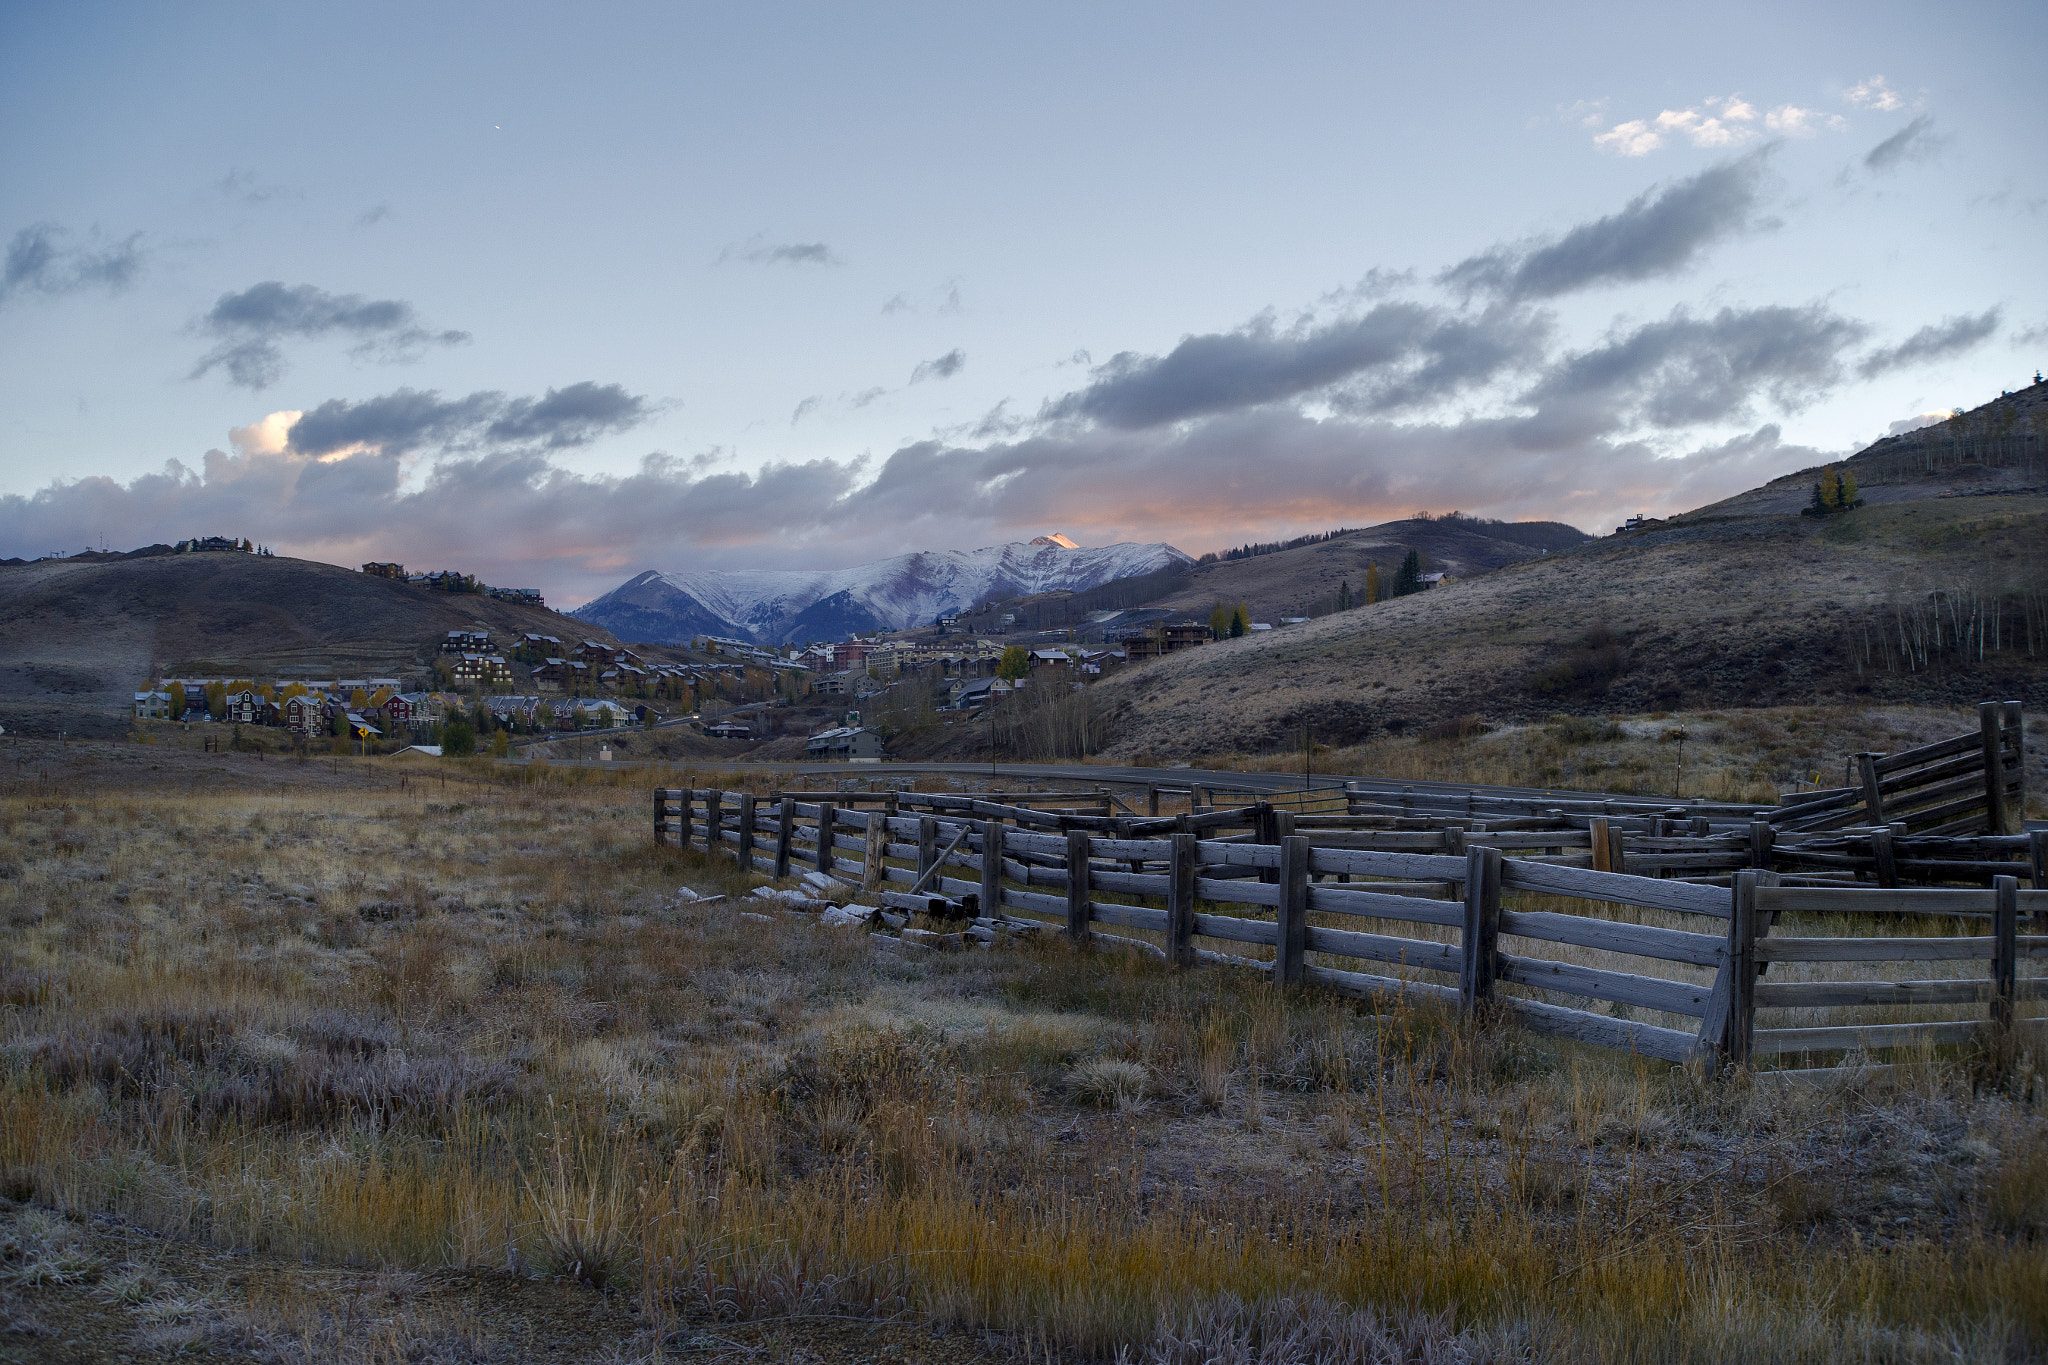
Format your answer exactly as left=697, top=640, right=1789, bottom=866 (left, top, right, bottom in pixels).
left=500, top=752, right=1673, bottom=807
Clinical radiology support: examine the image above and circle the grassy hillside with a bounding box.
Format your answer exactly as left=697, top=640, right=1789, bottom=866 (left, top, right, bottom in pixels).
left=1092, top=488, right=2048, bottom=759
left=0, top=552, right=612, bottom=738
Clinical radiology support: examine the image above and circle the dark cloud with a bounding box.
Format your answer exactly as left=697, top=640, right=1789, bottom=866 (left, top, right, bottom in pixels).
left=1856, top=309, right=2000, bottom=378
left=910, top=349, right=966, bottom=383
left=355, top=204, right=392, bottom=229
left=1439, top=154, right=1767, bottom=301
left=190, top=282, right=470, bottom=389
left=1045, top=302, right=1546, bottom=430
left=216, top=168, right=296, bottom=205
left=1, top=222, right=145, bottom=305
left=721, top=236, right=841, bottom=266
left=286, top=382, right=651, bottom=457
left=1526, top=304, right=1866, bottom=432
left=1864, top=116, right=1943, bottom=173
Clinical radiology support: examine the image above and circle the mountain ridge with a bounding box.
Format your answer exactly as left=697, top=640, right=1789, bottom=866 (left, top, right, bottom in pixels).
left=573, top=540, right=1193, bottom=645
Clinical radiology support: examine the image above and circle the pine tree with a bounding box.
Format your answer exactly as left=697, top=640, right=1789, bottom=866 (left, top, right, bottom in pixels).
left=1394, top=550, right=1422, bottom=596
left=1364, top=563, right=1381, bottom=605
left=1337, top=580, right=1351, bottom=611
left=1229, top=604, right=1249, bottom=638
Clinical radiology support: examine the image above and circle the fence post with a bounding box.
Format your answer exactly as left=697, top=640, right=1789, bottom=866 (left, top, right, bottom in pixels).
left=705, top=789, right=723, bottom=858
left=1728, top=871, right=1759, bottom=1067
left=2002, top=700, right=2025, bottom=831
left=1458, top=844, right=1501, bottom=1016
left=1275, top=834, right=1310, bottom=987
left=861, top=809, right=887, bottom=894
left=775, top=798, right=795, bottom=879
left=1870, top=826, right=1898, bottom=889
left=737, top=792, right=756, bottom=869
left=1065, top=827, right=1092, bottom=943
left=816, top=802, right=836, bottom=876
left=1590, top=816, right=1611, bottom=872
left=1980, top=702, right=2009, bottom=835
left=1747, top=820, right=1774, bottom=871
left=1992, top=874, right=2018, bottom=1032
left=1256, top=803, right=1279, bottom=885
left=1147, top=784, right=1160, bottom=817
left=654, top=789, right=668, bottom=847
left=980, top=820, right=1004, bottom=920
left=1857, top=752, right=1885, bottom=826
left=1167, top=832, right=1197, bottom=968
left=917, top=816, right=938, bottom=887
left=2030, top=829, right=2048, bottom=901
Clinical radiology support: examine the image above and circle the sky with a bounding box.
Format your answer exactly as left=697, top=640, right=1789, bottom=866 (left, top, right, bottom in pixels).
left=1, top=0, right=2042, bottom=606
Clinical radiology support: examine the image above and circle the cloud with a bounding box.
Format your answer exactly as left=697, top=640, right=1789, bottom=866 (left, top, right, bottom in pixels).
left=1591, top=96, right=1839, bottom=156
left=1044, top=302, right=1547, bottom=431
left=1886, top=411, right=1951, bottom=437
left=216, top=168, right=296, bottom=205
left=1526, top=304, right=1868, bottom=431
left=285, top=381, right=652, bottom=457
left=355, top=204, right=392, bottom=229
left=1, top=222, right=145, bottom=306
left=189, top=281, right=471, bottom=389
left=1846, top=76, right=1903, bottom=112
left=720, top=235, right=841, bottom=266
left=1439, top=155, right=1767, bottom=301
left=0, top=401, right=1835, bottom=603
left=1856, top=309, right=2000, bottom=378
left=883, top=279, right=965, bottom=315
left=1864, top=115, right=1943, bottom=173
left=910, top=349, right=966, bottom=383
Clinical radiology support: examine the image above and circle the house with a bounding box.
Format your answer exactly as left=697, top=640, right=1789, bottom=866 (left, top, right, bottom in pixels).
left=441, top=630, right=492, bottom=653
left=341, top=712, right=382, bottom=741
left=705, top=720, right=752, bottom=740
left=813, top=670, right=859, bottom=696
left=1417, top=572, right=1446, bottom=588
left=222, top=688, right=261, bottom=724
left=483, top=695, right=544, bottom=728
left=1028, top=648, right=1075, bottom=671
left=532, top=658, right=590, bottom=692
left=1125, top=621, right=1211, bottom=660
left=281, top=693, right=328, bottom=736
left=377, top=692, right=438, bottom=733
left=134, top=690, right=171, bottom=720
left=361, top=562, right=406, bottom=580
left=945, top=676, right=1013, bottom=709
left=450, top=654, right=513, bottom=689
left=570, top=700, right=633, bottom=729
left=484, top=586, right=545, bottom=606
left=805, top=725, right=885, bottom=761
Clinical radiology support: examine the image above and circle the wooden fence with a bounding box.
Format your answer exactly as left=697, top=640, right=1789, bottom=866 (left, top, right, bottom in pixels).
left=1763, top=700, right=2024, bottom=834
left=655, top=788, right=2045, bottom=1078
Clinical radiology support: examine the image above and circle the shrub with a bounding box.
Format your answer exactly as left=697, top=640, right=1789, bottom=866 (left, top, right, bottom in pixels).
left=1529, top=626, right=1627, bottom=696
left=1420, top=713, right=1487, bottom=743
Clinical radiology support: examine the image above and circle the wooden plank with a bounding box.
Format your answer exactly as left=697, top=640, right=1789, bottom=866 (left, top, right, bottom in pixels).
left=774, top=798, right=795, bottom=878
left=1089, top=868, right=1172, bottom=897
left=980, top=820, right=1003, bottom=921
left=1193, top=912, right=1279, bottom=946
left=1753, top=1020, right=1987, bottom=1056
left=1869, top=730, right=1982, bottom=776
left=1497, top=954, right=1711, bottom=1017
left=1757, top=887, right=2005, bottom=914
left=1727, top=870, right=1758, bottom=1065
left=1307, top=886, right=1464, bottom=927
left=1857, top=752, right=1885, bottom=825
left=1500, top=859, right=1733, bottom=918
left=1496, top=909, right=1726, bottom=967
left=1090, top=901, right=1169, bottom=932
left=1756, top=936, right=1998, bottom=963
left=1304, top=925, right=1461, bottom=974
left=1753, top=978, right=2033, bottom=1007
left=1308, top=848, right=1470, bottom=881
left=1196, top=877, right=1282, bottom=907
left=1003, top=887, right=1067, bottom=918
left=1303, top=964, right=1460, bottom=1006
left=1497, top=996, right=1698, bottom=1064
left=1198, top=840, right=1281, bottom=869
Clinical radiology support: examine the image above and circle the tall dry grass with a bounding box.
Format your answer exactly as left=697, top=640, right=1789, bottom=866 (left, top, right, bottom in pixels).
left=1, top=773, right=2044, bottom=1362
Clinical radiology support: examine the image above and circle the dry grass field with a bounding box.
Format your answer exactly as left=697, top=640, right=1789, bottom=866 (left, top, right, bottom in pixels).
left=2, top=742, right=2045, bottom=1363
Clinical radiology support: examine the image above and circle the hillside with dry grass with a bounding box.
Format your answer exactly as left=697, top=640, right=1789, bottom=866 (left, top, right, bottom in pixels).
left=1092, top=479, right=2047, bottom=761
left=0, top=553, right=612, bottom=740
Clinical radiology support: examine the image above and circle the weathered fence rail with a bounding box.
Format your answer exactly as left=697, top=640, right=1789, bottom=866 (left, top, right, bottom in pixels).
left=655, top=786, right=2044, bottom=1079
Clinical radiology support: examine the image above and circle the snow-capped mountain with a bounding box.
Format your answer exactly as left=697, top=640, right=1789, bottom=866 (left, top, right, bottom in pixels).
left=572, top=539, right=1192, bottom=645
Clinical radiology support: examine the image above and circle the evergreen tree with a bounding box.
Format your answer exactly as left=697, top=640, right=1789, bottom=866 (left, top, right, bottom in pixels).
left=1229, top=603, right=1249, bottom=638
left=1337, top=580, right=1351, bottom=611
left=442, top=716, right=477, bottom=755
left=1393, top=550, right=1423, bottom=596
left=997, top=645, right=1030, bottom=681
